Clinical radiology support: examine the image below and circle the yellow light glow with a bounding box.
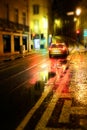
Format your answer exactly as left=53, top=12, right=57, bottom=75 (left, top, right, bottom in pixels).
left=76, top=8, right=81, bottom=16
left=42, top=17, right=48, bottom=29
left=54, top=19, right=62, bottom=28
left=67, top=11, right=74, bottom=16
left=74, top=17, right=77, bottom=22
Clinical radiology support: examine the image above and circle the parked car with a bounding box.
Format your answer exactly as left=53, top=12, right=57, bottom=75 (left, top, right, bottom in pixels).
left=48, top=42, right=69, bottom=58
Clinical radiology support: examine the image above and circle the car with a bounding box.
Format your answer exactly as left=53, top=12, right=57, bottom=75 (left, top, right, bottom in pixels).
left=48, top=42, right=69, bottom=58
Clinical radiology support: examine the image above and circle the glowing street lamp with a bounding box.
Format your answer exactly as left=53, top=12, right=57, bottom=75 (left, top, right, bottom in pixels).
left=75, top=8, right=81, bottom=30
left=76, top=8, right=81, bottom=16
left=75, top=8, right=81, bottom=44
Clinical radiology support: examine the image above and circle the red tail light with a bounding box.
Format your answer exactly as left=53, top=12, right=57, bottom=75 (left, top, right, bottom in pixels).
left=62, top=46, right=66, bottom=50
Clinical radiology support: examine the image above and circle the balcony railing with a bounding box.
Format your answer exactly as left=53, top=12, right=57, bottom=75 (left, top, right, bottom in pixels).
left=0, top=18, right=29, bottom=32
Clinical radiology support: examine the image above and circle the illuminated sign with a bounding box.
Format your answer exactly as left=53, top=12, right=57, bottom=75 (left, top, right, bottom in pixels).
left=84, top=29, right=87, bottom=37
left=34, top=39, right=40, bottom=49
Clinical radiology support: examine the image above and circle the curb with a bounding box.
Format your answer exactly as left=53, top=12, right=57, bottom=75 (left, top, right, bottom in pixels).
left=0, top=51, right=35, bottom=63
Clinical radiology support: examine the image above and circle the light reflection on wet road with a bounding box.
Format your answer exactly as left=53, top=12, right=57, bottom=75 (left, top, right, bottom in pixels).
left=70, top=52, right=87, bottom=105
left=16, top=57, right=71, bottom=130
left=1, top=51, right=87, bottom=130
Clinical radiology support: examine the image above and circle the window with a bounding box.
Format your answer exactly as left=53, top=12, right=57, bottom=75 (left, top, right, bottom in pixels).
left=5, top=4, right=9, bottom=21
left=3, top=35, right=11, bottom=53
left=22, top=12, right=26, bottom=25
left=33, top=4, right=39, bottom=14
left=41, top=34, right=44, bottom=39
left=14, top=8, right=18, bottom=23
left=33, top=20, right=39, bottom=32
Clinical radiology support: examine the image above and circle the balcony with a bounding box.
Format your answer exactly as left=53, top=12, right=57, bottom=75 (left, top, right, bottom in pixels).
left=0, top=18, right=29, bottom=32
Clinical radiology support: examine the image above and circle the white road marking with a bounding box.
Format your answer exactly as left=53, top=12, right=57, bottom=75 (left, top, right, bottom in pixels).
left=16, top=68, right=78, bottom=130
left=16, top=85, right=52, bottom=130
left=35, top=73, right=68, bottom=130
left=59, top=100, right=72, bottom=123
left=1, top=59, right=48, bottom=81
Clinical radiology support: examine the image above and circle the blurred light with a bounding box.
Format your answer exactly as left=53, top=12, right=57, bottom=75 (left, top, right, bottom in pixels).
left=42, top=17, right=48, bottom=29
left=76, top=8, right=81, bottom=16
left=40, top=63, right=48, bottom=68
left=74, top=17, right=77, bottom=22
left=54, top=19, right=62, bottom=28
left=67, top=11, right=74, bottom=16
left=40, top=71, right=48, bottom=82
left=83, top=29, right=87, bottom=36
left=49, top=34, right=52, bottom=37
left=76, top=29, right=80, bottom=34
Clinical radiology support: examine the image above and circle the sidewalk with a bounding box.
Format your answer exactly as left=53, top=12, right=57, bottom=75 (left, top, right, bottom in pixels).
left=0, top=49, right=48, bottom=63
left=0, top=46, right=86, bottom=63
left=0, top=51, right=35, bottom=63
left=71, top=44, right=86, bottom=53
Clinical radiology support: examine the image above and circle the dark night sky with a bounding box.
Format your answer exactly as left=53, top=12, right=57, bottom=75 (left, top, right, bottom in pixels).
left=52, top=0, right=82, bottom=16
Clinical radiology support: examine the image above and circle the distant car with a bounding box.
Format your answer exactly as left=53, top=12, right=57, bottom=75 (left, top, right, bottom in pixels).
left=48, top=42, right=69, bottom=58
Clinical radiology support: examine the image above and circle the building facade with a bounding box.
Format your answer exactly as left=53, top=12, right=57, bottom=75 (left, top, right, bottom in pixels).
left=0, top=0, right=29, bottom=55
left=80, top=6, right=87, bottom=45
left=28, top=0, right=53, bottom=50
left=0, top=0, right=53, bottom=55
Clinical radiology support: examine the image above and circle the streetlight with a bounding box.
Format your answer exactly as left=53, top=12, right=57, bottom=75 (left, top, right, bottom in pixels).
left=75, top=8, right=81, bottom=16
left=75, top=8, right=81, bottom=29
left=75, top=8, right=81, bottom=46
left=75, top=8, right=82, bottom=30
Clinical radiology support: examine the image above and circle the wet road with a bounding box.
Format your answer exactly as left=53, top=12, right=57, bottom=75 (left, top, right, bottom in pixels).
left=0, top=49, right=87, bottom=130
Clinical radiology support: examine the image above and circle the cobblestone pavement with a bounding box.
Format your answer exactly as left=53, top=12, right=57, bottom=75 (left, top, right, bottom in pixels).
left=15, top=51, right=87, bottom=130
